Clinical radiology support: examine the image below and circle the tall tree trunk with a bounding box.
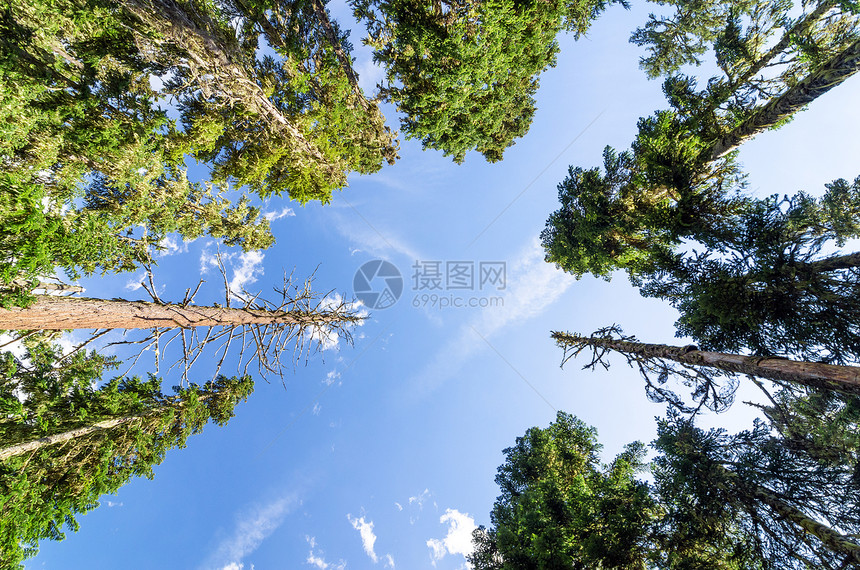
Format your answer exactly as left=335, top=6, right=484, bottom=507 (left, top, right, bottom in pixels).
left=0, top=296, right=359, bottom=331
left=118, top=0, right=340, bottom=178
left=552, top=332, right=860, bottom=395
left=0, top=416, right=139, bottom=461
left=748, top=484, right=860, bottom=563
left=701, top=0, right=840, bottom=117
left=0, top=391, right=220, bottom=461
left=802, top=251, right=860, bottom=273
left=705, top=35, right=860, bottom=161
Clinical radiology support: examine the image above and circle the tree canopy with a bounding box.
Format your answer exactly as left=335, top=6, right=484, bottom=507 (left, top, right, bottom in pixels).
left=639, top=176, right=860, bottom=363
left=0, top=340, right=253, bottom=567
left=472, top=409, right=860, bottom=568
left=468, top=411, right=657, bottom=569
left=353, top=0, right=624, bottom=162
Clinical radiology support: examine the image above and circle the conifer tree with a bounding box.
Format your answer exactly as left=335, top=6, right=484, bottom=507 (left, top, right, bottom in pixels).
left=0, top=341, right=253, bottom=567
left=353, top=0, right=624, bottom=162
left=637, top=177, right=860, bottom=364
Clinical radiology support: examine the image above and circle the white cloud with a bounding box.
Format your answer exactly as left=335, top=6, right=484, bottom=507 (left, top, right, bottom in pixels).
left=264, top=207, right=295, bottom=222
left=409, top=237, right=575, bottom=396
left=312, top=402, right=322, bottom=416
left=305, top=536, right=346, bottom=570
left=124, top=272, right=147, bottom=291
left=331, top=209, right=423, bottom=262
left=347, top=515, right=378, bottom=563
left=199, top=244, right=221, bottom=274
left=159, top=235, right=190, bottom=256
left=229, top=250, right=265, bottom=295
left=201, top=495, right=297, bottom=570
left=323, top=370, right=341, bottom=386
left=382, top=553, right=395, bottom=568
left=306, top=294, right=368, bottom=352
left=399, top=489, right=434, bottom=524
left=408, top=489, right=431, bottom=509
left=426, top=509, right=477, bottom=566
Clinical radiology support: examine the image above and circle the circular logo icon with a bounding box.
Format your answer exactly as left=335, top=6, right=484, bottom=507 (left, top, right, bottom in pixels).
left=353, top=260, right=403, bottom=309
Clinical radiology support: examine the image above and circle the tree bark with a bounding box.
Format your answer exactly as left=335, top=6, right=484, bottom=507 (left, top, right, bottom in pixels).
left=0, top=296, right=359, bottom=331
left=701, top=0, right=839, bottom=117
left=749, top=484, right=860, bottom=563
left=0, top=416, right=138, bottom=461
left=552, top=332, right=860, bottom=395
left=118, top=0, right=340, bottom=177
left=705, top=35, right=860, bottom=161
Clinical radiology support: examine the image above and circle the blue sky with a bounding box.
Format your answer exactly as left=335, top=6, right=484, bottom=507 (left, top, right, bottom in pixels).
left=26, top=2, right=860, bottom=568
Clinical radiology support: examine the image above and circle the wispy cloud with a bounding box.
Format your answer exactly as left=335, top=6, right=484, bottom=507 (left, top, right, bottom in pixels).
left=306, top=294, right=367, bottom=352
left=264, top=207, right=295, bottom=222
left=426, top=509, right=477, bottom=566
left=323, top=370, right=341, bottom=386
left=409, top=237, right=576, bottom=396
left=198, top=247, right=266, bottom=299
left=159, top=235, right=190, bottom=256
left=201, top=494, right=297, bottom=570
left=124, top=272, right=147, bottom=291
left=331, top=209, right=423, bottom=263
left=228, top=250, right=265, bottom=295
left=347, top=514, right=378, bottom=563
left=395, top=488, right=435, bottom=524
left=305, top=536, right=346, bottom=570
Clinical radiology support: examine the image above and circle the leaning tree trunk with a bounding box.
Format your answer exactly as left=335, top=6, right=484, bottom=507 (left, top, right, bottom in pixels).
left=552, top=332, right=860, bottom=395
left=705, top=35, right=860, bottom=161
left=712, top=461, right=860, bottom=563
left=701, top=0, right=840, bottom=117
left=802, top=251, right=860, bottom=274
left=0, top=415, right=142, bottom=461
left=748, top=483, right=860, bottom=563
left=0, top=296, right=359, bottom=331
left=118, top=0, right=341, bottom=180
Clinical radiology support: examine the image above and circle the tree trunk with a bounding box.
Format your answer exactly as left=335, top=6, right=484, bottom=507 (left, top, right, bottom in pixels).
left=552, top=332, right=860, bottom=395
left=0, top=296, right=359, bottom=331
left=705, top=35, right=860, bottom=161
left=701, top=0, right=839, bottom=117
left=118, top=0, right=340, bottom=177
left=0, top=416, right=138, bottom=461
left=749, top=484, right=860, bottom=563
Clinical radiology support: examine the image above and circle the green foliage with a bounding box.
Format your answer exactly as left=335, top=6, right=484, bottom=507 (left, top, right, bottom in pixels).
left=653, top=411, right=860, bottom=568
left=541, top=137, right=745, bottom=280
left=473, top=409, right=860, bottom=568
left=173, top=0, right=399, bottom=203
left=354, top=0, right=622, bottom=162
left=541, top=147, right=680, bottom=278
left=469, top=411, right=658, bottom=569
left=0, top=0, right=276, bottom=305
left=0, top=342, right=253, bottom=567
left=639, top=177, right=860, bottom=363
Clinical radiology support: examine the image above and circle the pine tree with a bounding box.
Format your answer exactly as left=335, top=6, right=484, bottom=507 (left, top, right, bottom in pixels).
left=0, top=341, right=253, bottom=567
left=468, top=411, right=657, bottom=569
left=638, top=177, right=860, bottom=364
left=472, top=410, right=860, bottom=568
left=353, top=0, right=624, bottom=162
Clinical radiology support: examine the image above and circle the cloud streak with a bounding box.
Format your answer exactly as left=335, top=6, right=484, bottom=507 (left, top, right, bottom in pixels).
left=409, top=237, right=576, bottom=396
left=201, top=494, right=297, bottom=570
left=347, top=514, right=378, bottom=562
